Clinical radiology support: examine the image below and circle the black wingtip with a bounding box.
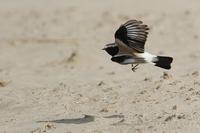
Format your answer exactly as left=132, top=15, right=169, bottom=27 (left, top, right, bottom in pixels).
left=114, top=25, right=128, bottom=44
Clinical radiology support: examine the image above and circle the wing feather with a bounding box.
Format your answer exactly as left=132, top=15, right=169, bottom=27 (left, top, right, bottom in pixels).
left=115, top=20, right=149, bottom=53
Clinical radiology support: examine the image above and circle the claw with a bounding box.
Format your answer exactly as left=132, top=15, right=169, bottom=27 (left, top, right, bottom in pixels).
left=131, top=64, right=139, bottom=72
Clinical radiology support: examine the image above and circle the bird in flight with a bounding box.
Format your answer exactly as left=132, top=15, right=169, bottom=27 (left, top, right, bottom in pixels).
left=102, top=19, right=173, bottom=71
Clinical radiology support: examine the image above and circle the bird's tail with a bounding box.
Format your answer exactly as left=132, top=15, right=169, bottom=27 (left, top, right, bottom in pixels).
left=138, top=52, right=173, bottom=70
left=152, top=56, right=173, bottom=70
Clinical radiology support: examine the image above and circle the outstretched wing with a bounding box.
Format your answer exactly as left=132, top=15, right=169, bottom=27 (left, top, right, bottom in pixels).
left=114, top=20, right=149, bottom=53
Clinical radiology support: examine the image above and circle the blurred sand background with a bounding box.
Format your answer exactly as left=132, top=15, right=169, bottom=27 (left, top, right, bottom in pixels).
left=0, top=0, right=200, bottom=132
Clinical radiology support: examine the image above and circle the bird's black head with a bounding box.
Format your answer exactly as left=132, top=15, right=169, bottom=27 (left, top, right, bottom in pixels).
left=102, top=43, right=119, bottom=56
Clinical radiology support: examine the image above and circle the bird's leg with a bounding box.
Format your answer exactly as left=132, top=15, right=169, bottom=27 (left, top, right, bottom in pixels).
left=131, top=64, right=139, bottom=72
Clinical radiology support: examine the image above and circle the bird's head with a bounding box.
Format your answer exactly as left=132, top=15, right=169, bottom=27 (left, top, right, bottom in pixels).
left=102, top=43, right=119, bottom=56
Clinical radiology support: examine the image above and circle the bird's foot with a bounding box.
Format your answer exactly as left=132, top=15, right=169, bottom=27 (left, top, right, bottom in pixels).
left=131, top=64, right=139, bottom=72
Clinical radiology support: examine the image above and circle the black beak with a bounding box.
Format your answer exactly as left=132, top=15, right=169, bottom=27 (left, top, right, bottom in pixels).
left=102, top=48, right=105, bottom=50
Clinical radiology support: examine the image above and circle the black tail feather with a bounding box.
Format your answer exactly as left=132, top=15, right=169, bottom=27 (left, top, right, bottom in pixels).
left=153, top=56, right=173, bottom=69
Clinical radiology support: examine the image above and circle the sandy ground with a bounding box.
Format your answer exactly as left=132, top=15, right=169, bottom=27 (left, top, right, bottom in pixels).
left=0, top=0, right=200, bottom=133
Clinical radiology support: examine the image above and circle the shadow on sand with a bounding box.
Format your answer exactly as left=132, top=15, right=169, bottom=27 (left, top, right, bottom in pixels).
left=37, top=115, right=95, bottom=124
